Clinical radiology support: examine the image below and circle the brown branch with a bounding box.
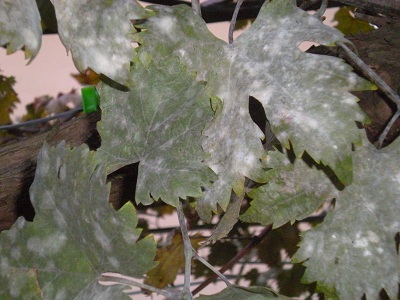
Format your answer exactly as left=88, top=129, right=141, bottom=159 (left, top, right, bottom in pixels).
left=142, top=0, right=400, bottom=24
left=191, top=224, right=272, bottom=296
left=0, top=112, right=101, bottom=231
left=335, top=0, right=400, bottom=17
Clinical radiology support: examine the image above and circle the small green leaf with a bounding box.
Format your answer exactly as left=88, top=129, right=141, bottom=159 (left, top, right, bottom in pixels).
left=0, top=0, right=42, bottom=60
left=0, top=142, right=157, bottom=299
left=293, top=136, right=400, bottom=299
left=241, top=149, right=337, bottom=228
left=209, top=194, right=243, bottom=242
left=97, top=57, right=216, bottom=207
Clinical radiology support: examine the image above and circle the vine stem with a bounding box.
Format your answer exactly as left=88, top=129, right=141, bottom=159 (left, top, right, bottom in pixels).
left=191, top=0, right=202, bottom=17
left=377, top=109, right=400, bottom=148
left=228, top=0, right=244, bottom=44
left=177, top=200, right=194, bottom=300
left=99, top=273, right=181, bottom=299
left=336, top=41, right=400, bottom=148
left=191, top=224, right=272, bottom=296
left=314, top=0, right=328, bottom=20
left=337, top=42, right=400, bottom=108
left=192, top=247, right=232, bottom=287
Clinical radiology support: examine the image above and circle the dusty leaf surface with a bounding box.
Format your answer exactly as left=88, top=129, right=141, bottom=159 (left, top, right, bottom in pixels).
left=136, top=0, right=372, bottom=221
left=51, top=0, right=151, bottom=85
left=97, top=57, right=216, bottom=207
left=241, top=149, right=338, bottom=228
left=0, top=143, right=157, bottom=299
left=0, top=0, right=41, bottom=60
left=293, top=136, right=400, bottom=299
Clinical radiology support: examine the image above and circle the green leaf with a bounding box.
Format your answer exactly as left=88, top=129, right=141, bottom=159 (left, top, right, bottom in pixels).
left=209, top=194, right=243, bottom=242
left=51, top=0, right=152, bottom=85
left=334, top=6, right=375, bottom=36
left=97, top=57, right=216, bottom=207
left=241, top=149, right=337, bottom=228
left=197, top=285, right=279, bottom=300
left=0, top=0, right=42, bottom=60
left=293, top=136, right=400, bottom=299
left=136, top=0, right=372, bottom=221
left=0, top=142, right=157, bottom=299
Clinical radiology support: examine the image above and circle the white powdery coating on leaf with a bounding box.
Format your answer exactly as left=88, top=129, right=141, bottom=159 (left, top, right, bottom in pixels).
left=295, top=137, right=400, bottom=299
left=0, top=142, right=157, bottom=299
left=10, top=247, right=21, bottom=261
left=135, top=0, right=370, bottom=220
left=0, top=257, right=9, bottom=274
left=0, top=0, right=42, bottom=59
left=27, top=233, right=68, bottom=256
left=394, top=172, right=400, bottom=184
left=242, top=148, right=338, bottom=227
left=54, top=289, right=67, bottom=300
left=52, top=0, right=148, bottom=84
left=156, top=15, right=177, bottom=35
left=352, top=231, right=380, bottom=248
left=108, top=257, right=120, bottom=269
left=21, top=28, right=40, bottom=52
left=9, top=279, right=23, bottom=298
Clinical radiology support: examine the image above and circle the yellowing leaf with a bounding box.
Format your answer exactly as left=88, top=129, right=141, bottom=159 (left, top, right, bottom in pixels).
left=71, top=68, right=101, bottom=85
left=0, top=74, right=19, bottom=125
left=334, top=6, right=375, bottom=36
left=144, top=232, right=204, bottom=289
left=0, top=75, right=20, bottom=136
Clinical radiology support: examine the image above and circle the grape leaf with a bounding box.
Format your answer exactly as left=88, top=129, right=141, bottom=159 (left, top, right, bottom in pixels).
left=0, top=142, right=157, bottom=299
left=293, top=136, right=400, bottom=299
left=209, top=193, right=244, bottom=242
left=334, top=6, right=375, bottom=36
left=97, top=57, right=216, bottom=207
left=241, top=149, right=338, bottom=228
left=0, top=0, right=42, bottom=60
left=197, top=285, right=279, bottom=299
left=144, top=232, right=204, bottom=289
left=51, top=0, right=152, bottom=85
left=0, top=74, right=19, bottom=126
left=135, top=0, right=373, bottom=221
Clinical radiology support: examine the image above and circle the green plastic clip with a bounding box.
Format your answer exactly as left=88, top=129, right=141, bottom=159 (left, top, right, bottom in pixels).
left=81, top=86, right=100, bottom=114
